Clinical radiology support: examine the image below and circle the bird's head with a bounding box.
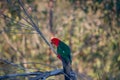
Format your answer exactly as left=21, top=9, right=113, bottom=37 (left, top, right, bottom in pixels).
left=51, top=37, right=60, bottom=47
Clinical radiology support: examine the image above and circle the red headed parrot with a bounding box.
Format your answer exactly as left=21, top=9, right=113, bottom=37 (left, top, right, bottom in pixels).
left=51, top=37, right=72, bottom=64
left=51, top=37, right=72, bottom=80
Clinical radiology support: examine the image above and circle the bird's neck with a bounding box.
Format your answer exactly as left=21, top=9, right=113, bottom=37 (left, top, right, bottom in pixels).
left=55, top=40, right=60, bottom=47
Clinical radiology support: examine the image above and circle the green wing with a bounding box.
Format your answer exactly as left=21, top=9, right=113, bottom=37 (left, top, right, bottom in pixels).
left=57, top=41, right=72, bottom=63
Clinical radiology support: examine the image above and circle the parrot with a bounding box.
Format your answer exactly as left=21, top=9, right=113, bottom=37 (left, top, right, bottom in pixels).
left=51, top=37, right=72, bottom=80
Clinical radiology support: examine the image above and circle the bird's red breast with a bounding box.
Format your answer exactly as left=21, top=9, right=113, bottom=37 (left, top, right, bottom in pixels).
left=57, top=54, right=62, bottom=60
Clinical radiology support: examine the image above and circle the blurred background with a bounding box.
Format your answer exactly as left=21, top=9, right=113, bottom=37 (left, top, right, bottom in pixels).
left=0, top=0, right=120, bottom=80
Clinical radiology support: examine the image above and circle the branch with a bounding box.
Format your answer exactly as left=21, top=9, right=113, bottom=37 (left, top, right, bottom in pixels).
left=30, top=69, right=63, bottom=80
left=18, top=0, right=57, bottom=55
left=0, top=58, right=26, bottom=70
left=2, top=14, right=32, bottom=29
left=0, top=69, right=63, bottom=80
left=0, top=14, right=37, bottom=34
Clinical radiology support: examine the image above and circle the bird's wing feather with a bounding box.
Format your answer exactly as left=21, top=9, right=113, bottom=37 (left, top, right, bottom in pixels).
left=57, top=41, right=72, bottom=64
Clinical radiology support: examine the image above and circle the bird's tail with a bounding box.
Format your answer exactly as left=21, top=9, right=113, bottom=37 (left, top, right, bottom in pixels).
left=63, top=62, right=72, bottom=80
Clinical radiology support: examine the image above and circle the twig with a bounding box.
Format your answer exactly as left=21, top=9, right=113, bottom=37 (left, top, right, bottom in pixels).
left=18, top=0, right=57, bottom=55
left=0, top=14, right=39, bottom=34
left=0, top=58, right=26, bottom=71
left=21, top=16, right=33, bottom=26
left=2, top=14, right=32, bottom=29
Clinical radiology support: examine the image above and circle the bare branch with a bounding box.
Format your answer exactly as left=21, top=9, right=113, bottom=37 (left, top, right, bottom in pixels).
left=0, top=14, right=41, bottom=34
left=18, top=0, right=57, bottom=56
left=0, top=69, right=63, bottom=80
left=21, top=16, right=33, bottom=26
left=0, top=58, right=26, bottom=70
left=2, top=14, right=32, bottom=29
